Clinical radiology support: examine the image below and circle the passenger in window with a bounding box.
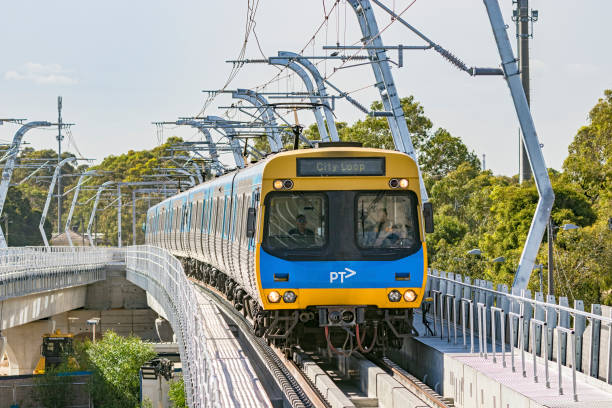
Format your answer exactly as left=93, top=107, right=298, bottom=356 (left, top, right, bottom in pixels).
left=373, top=208, right=392, bottom=242
left=288, top=214, right=314, bottom=236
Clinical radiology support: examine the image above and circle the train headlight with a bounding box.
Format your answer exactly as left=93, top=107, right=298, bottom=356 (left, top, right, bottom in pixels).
left=273, top=179, right=294, bottom=190
left=283, top=291, right=297, bottom=303
left=389, top=178, right=400, bottom=188
left=267, top=291, right=281, bottom=303
left=399, top=178, right=409, bottom=188
left=388, top=289, right=402, bottom=302
left=404, top=289, right=417, bottom=302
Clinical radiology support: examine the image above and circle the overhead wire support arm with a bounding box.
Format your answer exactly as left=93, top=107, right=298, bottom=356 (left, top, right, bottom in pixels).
left=154, top=120, right=226, bottom=176
left=267, top=56, right=332, bottom=141
left=231, top=89, right=283, bottom=152
left=323, top=79, right=393, bottom=117
left=64, top=170, right=97, bottom=248
left=345, top=0, right=503, bottom=76
left=348, top=0, right=428, bottom=200
left=86, top=181, right=114, bottom=246
left=0, top=121, right=54, bottom=248
left=39, top=157, right=77, bottom=248
left=277, top=51, right=340, bottom=141
left=202, top=116, right=246, bottom=168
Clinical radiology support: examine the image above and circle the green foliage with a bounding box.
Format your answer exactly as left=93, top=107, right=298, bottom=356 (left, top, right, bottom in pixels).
left=32, top=362, right=78, bottom=408
left=424, top=90, right=611, bottom=304
left=339, top=97, right=433, bottom=151
left=562, top=89, right=612, bottom=207
left=79, top=331, right=157, bottom=408
left=3, top=187, right=51, bottom=246
left=419, top=129, right=480, bottom=180
left=168, top=376, right=187, bottom=408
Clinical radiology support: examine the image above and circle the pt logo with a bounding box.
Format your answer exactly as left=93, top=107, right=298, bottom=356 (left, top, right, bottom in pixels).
left=330, top=268, right=357, bottom=283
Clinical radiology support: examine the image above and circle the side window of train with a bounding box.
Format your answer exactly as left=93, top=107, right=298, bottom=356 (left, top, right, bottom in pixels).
left=224, top=197, right=231, bottom=238
left=237, top=195, right=244, bottom=243
left=194, top=201, right=200, bottom=231
left=246, top=188, right=260, bottom=239
left=246, top=196, right=256, bottom=239
left=212, top=198, right=219, bottom=235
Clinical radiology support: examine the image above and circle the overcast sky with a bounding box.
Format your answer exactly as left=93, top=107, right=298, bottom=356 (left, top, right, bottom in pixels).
left=0, top=1, right=610, bottom=176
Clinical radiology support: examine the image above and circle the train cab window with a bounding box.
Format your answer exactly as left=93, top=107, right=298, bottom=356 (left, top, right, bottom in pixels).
left=356, top=192, right=419, bottom=250
left=264, top=193, right=327, bottom=251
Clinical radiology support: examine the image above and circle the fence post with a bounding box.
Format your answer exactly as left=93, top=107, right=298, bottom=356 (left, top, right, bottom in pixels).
left=590, top=304, right=602, bottom=378
left=546, top=295, right=557, bottom=361
left=574, top=300, right=586, bottom=372
left=558, top=297, right=570, bottom=365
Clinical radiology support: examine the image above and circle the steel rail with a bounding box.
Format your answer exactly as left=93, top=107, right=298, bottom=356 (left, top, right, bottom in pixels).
left=374, top=355, right=453, bottom=408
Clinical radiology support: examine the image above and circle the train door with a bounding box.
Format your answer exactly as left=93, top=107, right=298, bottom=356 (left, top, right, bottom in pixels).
left=220, top=195, right=228, bottom=272
left=173, top=204, right=180, bottom=252
left=227, top=192, right=238, bottom=278
left=166, top=207, right=172, bottom=251
left=236, top=193, right=247, bottom=287
left=191, top=200, right=199, bottom=260
left=211, top=197, right=220, bottom=268
left=198, top=197, right=206, bottom=262
left=202, top=192, right=210, bottom=263
left=246, top=188, right=260, bottom=295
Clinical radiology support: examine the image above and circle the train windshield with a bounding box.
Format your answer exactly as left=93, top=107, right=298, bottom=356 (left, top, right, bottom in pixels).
left=264, top=193, right=327, bottom=250
left=356, top=192, right=419, bottom=249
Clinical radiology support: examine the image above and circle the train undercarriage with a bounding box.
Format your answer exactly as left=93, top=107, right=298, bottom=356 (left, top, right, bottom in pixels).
left=181, top=257, right=419, bottom=354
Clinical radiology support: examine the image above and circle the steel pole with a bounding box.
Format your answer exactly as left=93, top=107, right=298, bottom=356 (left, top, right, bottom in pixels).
left=117, top=184, right=122, bottom=247
left=57, top=97, right=63, bottom=235
left=548, top=220, right=554, bottom=296
left=132, top=190, right=137, bottom=246
left=347, top=0, right=428, bottom=201
left=483, top=0, right=554, bottom=291
left=517, top=0, right=532, bottom=183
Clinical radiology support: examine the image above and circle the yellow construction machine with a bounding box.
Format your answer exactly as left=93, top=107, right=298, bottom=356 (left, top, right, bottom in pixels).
left=33, top=330, right=78, bottom=374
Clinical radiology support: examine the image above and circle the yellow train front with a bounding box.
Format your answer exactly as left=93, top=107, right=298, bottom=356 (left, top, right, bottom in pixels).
left=146, top=143, right=431, bottom=351
left=255, top=145, right=429, bottom=349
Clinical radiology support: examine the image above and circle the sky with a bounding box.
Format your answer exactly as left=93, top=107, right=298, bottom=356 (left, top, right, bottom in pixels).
left=0, top=1, right=610, bottom=176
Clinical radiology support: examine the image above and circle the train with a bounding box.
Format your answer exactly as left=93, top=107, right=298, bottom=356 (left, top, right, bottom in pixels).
left=145, top=142, right=433, bottom=351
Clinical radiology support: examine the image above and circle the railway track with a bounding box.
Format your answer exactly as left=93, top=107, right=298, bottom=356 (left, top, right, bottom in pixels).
left=192, top=279, right=451, bottom=408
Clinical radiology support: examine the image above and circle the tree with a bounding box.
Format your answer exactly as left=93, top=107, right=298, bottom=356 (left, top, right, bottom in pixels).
left=168, top=376, right=187, bottom=408
left=419, top=129, right=480, bottom=180
left=3, top=187, right=51, bottom=246
left=80, top=331, right=157, bottom=408
left=562, top=89, right=612, bottom=215
left=32, top=364, right=76, bottom=408
left=341, top=97, right=433, bottom=150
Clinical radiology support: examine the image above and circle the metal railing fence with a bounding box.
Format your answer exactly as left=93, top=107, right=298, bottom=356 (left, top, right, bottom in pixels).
left=426, top=270, right=612, bottom=402
left=125, top=245, right=218, bottom=408
left=0, top=246, right=114, bottom=300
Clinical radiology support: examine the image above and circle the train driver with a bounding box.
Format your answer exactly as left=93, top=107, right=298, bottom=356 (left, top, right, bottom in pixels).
left=289, top=214, right=314, bottom=237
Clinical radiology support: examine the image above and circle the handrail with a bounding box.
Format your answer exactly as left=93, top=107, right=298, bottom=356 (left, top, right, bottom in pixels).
left=126, top=245, right=218, bottom=408
left=432, top=271, right=612, bottom=324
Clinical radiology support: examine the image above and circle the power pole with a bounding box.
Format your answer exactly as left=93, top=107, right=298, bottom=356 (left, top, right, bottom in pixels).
left=57, top=96, right=64, bottom=236
left=516, top=0, right=532, bottom=184
left=548, top=219, right=554, bottom=296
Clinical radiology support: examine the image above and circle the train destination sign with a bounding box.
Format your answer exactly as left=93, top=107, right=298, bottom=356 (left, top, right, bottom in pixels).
left=297, top=157, right=385, bottom=177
